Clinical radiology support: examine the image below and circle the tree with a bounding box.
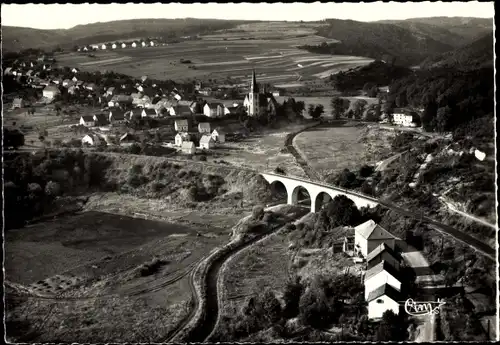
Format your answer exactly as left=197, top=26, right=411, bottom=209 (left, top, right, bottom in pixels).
left=310, top=104, right=324, bottom=119
left=375, top=310, right=407, bottom=341
left=45, top=181, right=61, bottom=197
left=435, top=106, right=453, bottom=133
left=283, top=277, right=304, bottom=319
left=331, top=97, right=350, bottom=119
left=307, top=104, right=315, bottom=118
left=421, top=95, right=438, bottom=132
left=352, top=99, right=368, bottom=119
left=251, top=205, right=265, bottom=221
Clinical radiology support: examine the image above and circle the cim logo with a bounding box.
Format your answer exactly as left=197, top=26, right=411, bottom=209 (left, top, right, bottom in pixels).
left=403, top=298, right=446, bottom=316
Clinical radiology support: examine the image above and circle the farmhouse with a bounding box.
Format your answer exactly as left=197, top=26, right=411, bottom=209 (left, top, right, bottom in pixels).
left=181, top=141, right=196, bottom=154
left=224, top=105, right=239, bottom=115
left=392, top=109, right=420, bottom=127
left=190, top=101, right=202, bottom=114
left=169, top=105, right=192, bottom=116
left=364, top=261, right=402, bottom=299
left=106, top=87, right=116, bottom=96
left=366, top=243, right=401, bottom=270
left=200, top=135, right=215, bottom=149
left=80, top=116, right=95, bottom=127
left=72, top=67, right=80, bottom=74
left=109, top=110, right=126, bottom=124
left=354, top=220, right=397, bottom=258
left=68, top=86, right=77, bottom=95
left=131, top=42, right=138, bottom=48
left=141, top=41, right=147, bottom=47
left=93, top=113, right=109, bottom=126
left=62, top=79, right=73, bottom=87
left=26, top=70, right=34, bottom=77
left=121, top=43, right=127, bottom=48
left=243, top=69, right=279, bottom=117
left=111, top=43, right=117, bottom=49
left=174, top=119, right=190, bottom=132
left=199, top=87, right=212, bottom=96
left=141, top=108, right=158, bottom=118
left=203, top=102, right=224, bottom=118
left=367, top=284, right=401, bottom=320
left=52, top=78, right=62, bottom=85
left=11, top=98, right=24, bottom=109
left=175, top=132, right=191, bottom=146
left=85, top=83, right=97, bottom=91
left=42, top=85, right=61, bottom=99
left=211, top=127, right=226, bottom=143
left=82, top=134, right=102, bottom=146
left=101, top=44, right=107, bottom=50
left=198, top=122, right=211, bottom=133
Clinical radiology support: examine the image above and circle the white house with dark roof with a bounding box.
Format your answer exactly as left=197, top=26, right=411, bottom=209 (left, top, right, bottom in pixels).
left=109, top=110, right=126, bottom=124
left=392, top=108, right=420, bottom=127
left=203, top=102, right=224, bottom=118
left=169, top=105, right=192, bottom=116
left=367, top=284, right=401, bottom=319
left=42, top=85, right=61, bottom=99
left=211, top=127, right=226, bottom=143
left=93, top=113, right=109, bottom=126
left=354, top=220, right=397, bottom=258
left=80, top=115, right=95, bottom=127
left=199, top=135, right=215, bottom=149
left=366, top=243, right=401, bottom=271
left=82, top=134, right=102, bottom=146
left=11, top=98, right=24, bottom=110
left=198, top=122, right=211, bottom=134
left=174, top=119, right=190, bottom=132
left=175, top=132, right=191, bottom=147
left=364, top=260, right=402, bottom=299
left=141, top=108, right=158, bottom=118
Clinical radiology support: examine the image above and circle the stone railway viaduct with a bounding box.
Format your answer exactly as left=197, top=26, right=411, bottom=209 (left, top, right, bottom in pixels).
left=261, top=172, right=379, bottom=212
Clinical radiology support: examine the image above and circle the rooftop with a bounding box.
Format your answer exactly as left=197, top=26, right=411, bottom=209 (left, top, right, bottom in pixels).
left=355, top=220, right=396, bottom=240
left=365, top=260, right=402, bottom=283
left=366, top=283, right=401, bottom=303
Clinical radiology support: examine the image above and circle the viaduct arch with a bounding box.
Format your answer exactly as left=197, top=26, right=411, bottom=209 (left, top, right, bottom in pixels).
left=262, top=172, right=379, bottom=212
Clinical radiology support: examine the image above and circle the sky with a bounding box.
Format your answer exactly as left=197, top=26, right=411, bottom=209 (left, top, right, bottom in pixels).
left=1, top=2, right=495, bottom=30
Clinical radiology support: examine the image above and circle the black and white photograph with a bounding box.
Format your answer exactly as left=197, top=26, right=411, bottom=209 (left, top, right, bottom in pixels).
left=2, top=1, right=497, bottom=343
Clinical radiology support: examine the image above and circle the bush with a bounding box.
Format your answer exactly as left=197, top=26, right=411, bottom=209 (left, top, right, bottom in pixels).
left=359, top=165, right=374, bottom=178
left=44, top=180, right=61, bottom=197
left=251, top=205, right=265, bottom=221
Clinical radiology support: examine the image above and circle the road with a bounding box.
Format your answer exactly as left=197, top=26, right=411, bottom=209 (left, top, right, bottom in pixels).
left=375, top=151, right=404, bottom=172
left=401, top=248, right=438, bottom=342
left=439, top=199, right=497, bottom=230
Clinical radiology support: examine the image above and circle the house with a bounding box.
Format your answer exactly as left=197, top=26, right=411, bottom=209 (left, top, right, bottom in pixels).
left=101, top=44, right=107, bottom=50
left=106, top=87, right=116, bottom=96
left=150, top=41, right=155, bottom=47
left=72, top=76, right=78, bottom=83
left=211, top=127, right=226, bottom=143
left=82, top=134, right=102, bottom=146
left=141, top=108, right=158, bottom=118
left=392, top=109, right=420, bottom=127
left=93, top=113, right=109, bottom=126
left=52, top=78, right=62, bottom=85
left=198, top=122, right=211, bottom=133
left=174, top=119, right=190, bottom=132
left=272, top=90, right=281, bottom=97
left=83, top=46, right=89, bottom=51
left=26, top=70, right=34, bottom=77
left=367, top=284, right=401, bottom=320
left=364, top=260, right=402, bottom=299
left=203, top=103, right=224, bottom=118
left=62, top=79, right=73, bottom=87
left=85, top=83, right=97, bottom=91
left=75, top=80, right=84, bottom=88
left=42, top=85, right=61, bottom=99
left=189, top=101, right=202, bottom=114
left=366, top=243, right=401, bottom=271
left=72, top=67, right=80, bottom=74
left=181, top=141, right=196, bottom=154
left=175, top=132, right=191, bottom=146
left=120, top=133, right=136, bottom=143
left=224, top=105, right=239, bottom=115
left=354, top=220, right=397, bottom=258
left=11, top=98, right=24, bottom=109
left=169, top=105, right=192, bottom=116
left=109, top=110, right=126, bottom=124
left=79, top=115, right=95, bottom=127
left=108, top=94, right=133, bottom=107
left=121, top=43, right=127, bottom=48
left=199, top=135, right=215, bottom=149
left=199, top=87, right=212, bottom=96
left=171, top=91, right=182, bottom=101
left=68, top=86, right=77, bottom=95
left=141, top=41, right=147, bottom=47
left=111, top=43, right=117, bottom=49
left=131, top=42, right=138, bottom=48
left=141, top=76, right=148, bottom=83
left=4, top=67, right=13, bottom=75
left=37, top=55, right=45, bottom=62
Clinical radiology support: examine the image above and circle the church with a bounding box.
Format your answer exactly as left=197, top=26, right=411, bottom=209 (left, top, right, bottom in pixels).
left=243, top=70, right=279, bottom=117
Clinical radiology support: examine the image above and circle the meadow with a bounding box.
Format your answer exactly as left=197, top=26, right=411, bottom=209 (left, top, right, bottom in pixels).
left=55, top=22, right=373, bottom=85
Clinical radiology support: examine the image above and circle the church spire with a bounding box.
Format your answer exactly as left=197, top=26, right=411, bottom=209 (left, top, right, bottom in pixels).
left=251, top=69, right=259, bottom=93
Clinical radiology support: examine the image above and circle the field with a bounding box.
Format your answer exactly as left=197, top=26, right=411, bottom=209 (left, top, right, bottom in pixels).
left=293, top=123, right=394, bottom=178
left=55, top=22, right=373, bottom=85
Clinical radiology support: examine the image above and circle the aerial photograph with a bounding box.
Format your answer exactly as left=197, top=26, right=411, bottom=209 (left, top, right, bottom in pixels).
left=2, top=2, right=497, bottom=343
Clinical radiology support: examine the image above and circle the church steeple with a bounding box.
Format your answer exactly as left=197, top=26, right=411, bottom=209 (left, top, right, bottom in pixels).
left=251, top=69, right=259, bottom=93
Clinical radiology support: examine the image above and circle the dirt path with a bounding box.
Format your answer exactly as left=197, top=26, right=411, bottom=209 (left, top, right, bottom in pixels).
left=401, top=247, right=438, bottom=342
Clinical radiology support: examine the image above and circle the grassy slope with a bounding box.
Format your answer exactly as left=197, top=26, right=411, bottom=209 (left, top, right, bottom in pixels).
left=2, top=18, right=251, bottom=51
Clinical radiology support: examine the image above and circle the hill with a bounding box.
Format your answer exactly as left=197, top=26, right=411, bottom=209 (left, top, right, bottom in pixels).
left=379, top=17, right=493, bottom=45
left=2, top=18, right=252, bottom=52
left=419, top=32, right=494, bottom=70
left=313, top=19, right=455, bottom=66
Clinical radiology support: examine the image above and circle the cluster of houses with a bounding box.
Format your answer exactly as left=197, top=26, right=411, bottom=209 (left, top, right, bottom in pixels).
left=343, top=220, right=406, bottom=320
left=390, top=108, right=421, bottom=127
left=77, top=40, right=157, bottom=51
left=174, top=119, right=226, bottom=155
